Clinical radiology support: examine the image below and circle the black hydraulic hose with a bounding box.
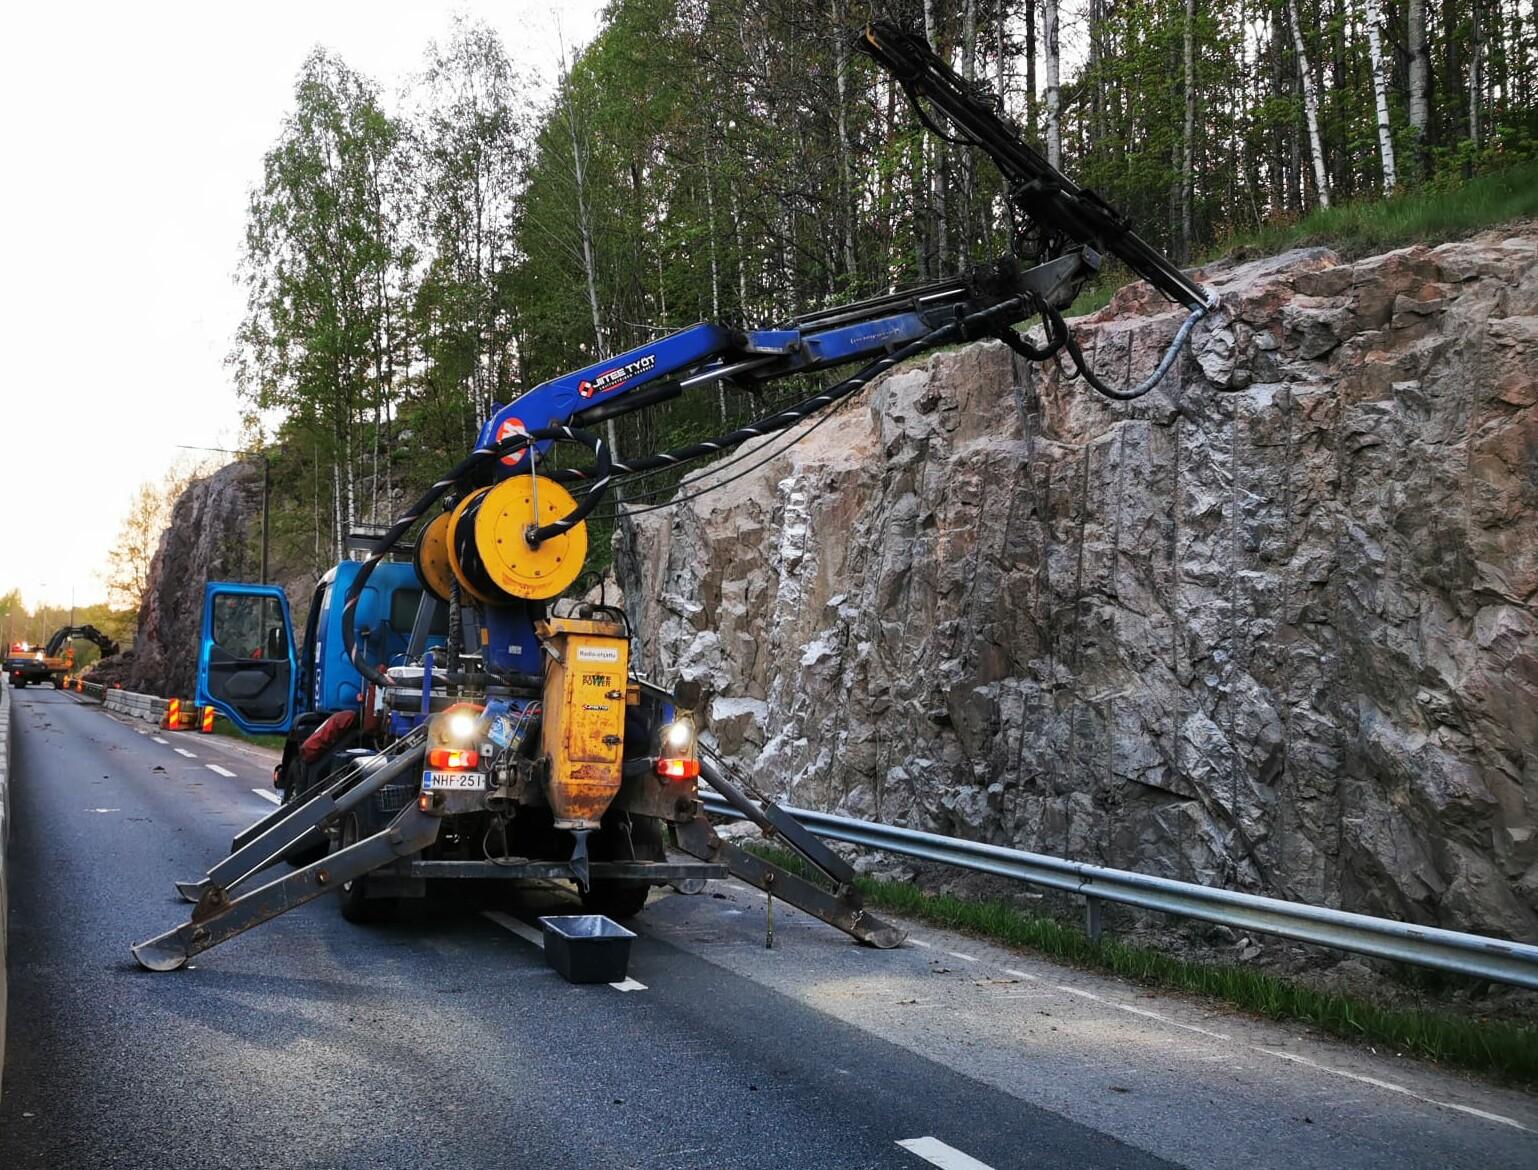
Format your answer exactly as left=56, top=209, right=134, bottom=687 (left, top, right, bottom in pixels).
left=1052, top=302, right=1209, bottom=401
left=342, top=424, right=608, bottom=689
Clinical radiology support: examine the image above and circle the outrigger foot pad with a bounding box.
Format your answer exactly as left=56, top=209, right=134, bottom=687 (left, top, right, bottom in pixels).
left=131, top=936, right=190, bottom=972
left=175, top=879, right=208, bottom=904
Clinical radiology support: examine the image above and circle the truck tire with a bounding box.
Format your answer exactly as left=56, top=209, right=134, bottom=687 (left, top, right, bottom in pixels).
left=337, top=810, right=397, bottom=924
left=13, top=678, right=25, bottom=689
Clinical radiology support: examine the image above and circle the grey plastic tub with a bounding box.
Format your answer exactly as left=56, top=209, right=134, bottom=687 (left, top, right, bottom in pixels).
left=538, top=914, right=637, bottom=984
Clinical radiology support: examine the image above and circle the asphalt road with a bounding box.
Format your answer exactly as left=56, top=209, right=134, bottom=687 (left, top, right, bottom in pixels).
left=2, top=683, right=1535, bottom=1169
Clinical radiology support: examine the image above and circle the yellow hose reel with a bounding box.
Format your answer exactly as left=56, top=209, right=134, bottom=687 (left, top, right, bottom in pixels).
left=417, top=475, right=588, bottom=604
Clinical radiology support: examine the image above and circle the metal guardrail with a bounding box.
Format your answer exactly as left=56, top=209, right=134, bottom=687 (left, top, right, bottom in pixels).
left=700, top=792, right=1538, bottom=991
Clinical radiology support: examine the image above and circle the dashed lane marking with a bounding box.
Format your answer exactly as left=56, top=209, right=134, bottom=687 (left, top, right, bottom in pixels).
left=1058, top=986, right=1103, bottom=1002
left=1254, top=1047, right=1531, bottom=1132
left=1114, top=1002, right=1231, bottom=1041
left=152, top=737, right=169, bottom=744
left=946, top=950, right=978, bottom=963
left=907, top=938, right=932, bottom=948
left=609, top=978, right=648, bottom=992
left=1003, top=968, right=1040, bottom=981
left=896, top=1137, right=997, bottom=1170
left=206, top=765, right=237, bottom=777
left=252, top=789, right=281, bottom=806
left=174, top=747, right=197, bottom=758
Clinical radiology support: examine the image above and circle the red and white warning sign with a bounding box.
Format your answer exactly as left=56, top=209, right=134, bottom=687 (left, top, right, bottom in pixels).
left=496, top=417, right=528, bottom=467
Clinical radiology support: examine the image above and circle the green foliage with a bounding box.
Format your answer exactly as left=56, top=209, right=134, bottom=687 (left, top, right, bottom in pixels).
left=232, top=1, right=1538, bottom=586
left=1211, top=157, right=1538, bottom=261
left=746, top=843, right=1538, bottom=1085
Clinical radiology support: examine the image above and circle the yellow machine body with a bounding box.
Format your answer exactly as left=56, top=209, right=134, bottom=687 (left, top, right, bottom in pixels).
left=538, top=616, right=629, bottom=830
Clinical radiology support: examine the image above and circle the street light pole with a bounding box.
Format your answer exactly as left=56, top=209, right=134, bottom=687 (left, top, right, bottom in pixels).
left=261, top=454, right=270, bottom=585
left=177, top=444, right=270, bottom=585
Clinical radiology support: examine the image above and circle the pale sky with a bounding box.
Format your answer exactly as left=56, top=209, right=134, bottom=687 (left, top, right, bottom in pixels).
left=0, top=0, right=605, bottom=610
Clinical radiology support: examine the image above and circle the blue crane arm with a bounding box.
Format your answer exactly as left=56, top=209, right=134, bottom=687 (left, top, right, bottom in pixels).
left=476, top=265, right=1061, bottom=474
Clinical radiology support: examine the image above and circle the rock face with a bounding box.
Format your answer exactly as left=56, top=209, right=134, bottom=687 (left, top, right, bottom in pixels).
left=623, top=227, right=1538, bottom=942
left=124, top=461, right=264, bottom=700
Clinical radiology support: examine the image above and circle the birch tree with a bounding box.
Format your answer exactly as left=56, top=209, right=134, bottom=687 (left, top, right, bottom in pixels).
left=1181, top=0, right=1197, bottom=260
left=1044, top=0, right=1062, bottom=169
left=1407, top=0, right=1430, bottom=172
left=1364, top=0, right=1398, bottom=193
left=1285, top=0, right=1331, bottom=208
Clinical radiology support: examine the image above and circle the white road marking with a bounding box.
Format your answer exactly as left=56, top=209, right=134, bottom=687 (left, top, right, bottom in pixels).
left=907, top=938, right=932, bottom=948
left=134, top=727, right=148, bottom=735
left=946, top=950, right=978, bottom=963
left=482, top=910, right=545, bottom=948
left=88, top=808, right=121, bottom=814
left=1114, top=1002, right=1231, bottom=1041
left=609, top=977, right=648, bottom=992
left=1255, top=1047, right=1531, bottom=1132
left=1058, top=985, right=1103, bottom=1002
left=206, top=765, right=237, bottom=778
left=152, top=736, right=169, bottom=744
left=1003, top=968, right=1040, bottom=981
left=174, top=747, right=197, bottom=758
left=896, top=1136, right=997, bottom=1170
left=252, top=788, right=282, bottom=806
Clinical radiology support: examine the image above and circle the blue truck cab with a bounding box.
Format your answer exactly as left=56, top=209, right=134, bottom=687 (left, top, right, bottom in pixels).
left=197, top=562, right=447, bottom=736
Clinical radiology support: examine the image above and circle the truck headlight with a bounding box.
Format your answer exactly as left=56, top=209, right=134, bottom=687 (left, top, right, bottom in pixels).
left=448, top=710, right=480, bottom=742
left=662, top=717, right=695, bottom=753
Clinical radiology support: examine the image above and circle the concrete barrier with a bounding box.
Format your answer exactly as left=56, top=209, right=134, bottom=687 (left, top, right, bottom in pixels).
left=103, top=689, right=169, bottom=725
left=1, top=682, right=11, bottom=1101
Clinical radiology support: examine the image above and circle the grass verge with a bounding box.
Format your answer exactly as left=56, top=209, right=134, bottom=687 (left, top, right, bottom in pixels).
left=745, top=842, right=1538, bottom=1085
left=1067, top=159, right=1538, bottom=318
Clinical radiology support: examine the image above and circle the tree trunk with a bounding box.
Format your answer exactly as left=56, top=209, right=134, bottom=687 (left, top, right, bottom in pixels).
left=1025, top=0, right=1038, bottom=136
left=923, top=0, right=948, bottom=271
left=1180, top=0, right=1197, bottom=261
left=1044, top=0, right=1062, bottom=169
left=1407, top=0, right=1430, bottom=176
left=1469, top=0, right=1484, bottom=151
left=1286, top=0, right=1331, bottom=208
left=959, top=0, right=978, bottom=264
left=1365, top=0, right=1399, bottom=193
left=832, top=0, right=859, bottom=285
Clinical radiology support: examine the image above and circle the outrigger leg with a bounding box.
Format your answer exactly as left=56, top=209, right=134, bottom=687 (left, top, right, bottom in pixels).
left=132, top=804, right=440, bottom=971
left=134, top=736, right=432, bottom=971
left=675, top=759, right=906, bottom=949
left=173, top=730, right=427, bottom=905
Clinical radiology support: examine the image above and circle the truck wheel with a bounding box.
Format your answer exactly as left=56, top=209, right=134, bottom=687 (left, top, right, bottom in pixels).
left=337, top=810, right=397, bottom=924
left=14, top=678, right=25, bottom=689
left=580, top=879, right=650, bottom=919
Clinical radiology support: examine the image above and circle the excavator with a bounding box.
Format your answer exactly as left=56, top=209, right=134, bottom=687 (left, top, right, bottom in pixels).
left=132, top=23, right=1215, bottom=971
left=5, top=624, right=119, bottom=688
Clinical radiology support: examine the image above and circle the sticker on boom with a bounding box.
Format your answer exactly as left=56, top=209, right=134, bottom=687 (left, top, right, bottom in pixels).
left=575, top=646, right=621, bottom=662
left=577, top=353, right=656, bottom=399
left=422, top=770, right=488, bottom=791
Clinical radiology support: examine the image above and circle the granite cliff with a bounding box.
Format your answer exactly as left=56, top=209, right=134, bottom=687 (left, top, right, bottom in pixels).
left=622, top=226, right=1538, bottom=943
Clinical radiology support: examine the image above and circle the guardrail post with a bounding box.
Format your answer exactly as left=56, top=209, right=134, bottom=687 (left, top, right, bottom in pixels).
left=1085, top=894, right=1104, bottom=944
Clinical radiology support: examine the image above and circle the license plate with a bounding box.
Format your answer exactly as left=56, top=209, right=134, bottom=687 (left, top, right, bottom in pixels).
left=422, top=770, right=487, bottom=791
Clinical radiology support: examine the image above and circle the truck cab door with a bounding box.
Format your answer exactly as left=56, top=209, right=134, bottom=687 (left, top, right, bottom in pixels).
left=197, top=583, right=297, bottom=735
